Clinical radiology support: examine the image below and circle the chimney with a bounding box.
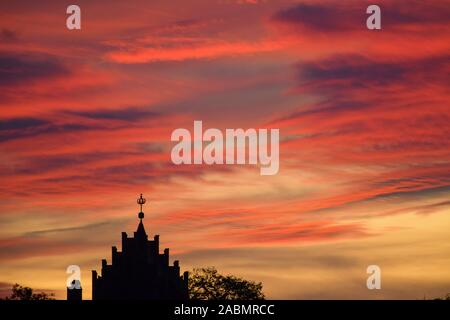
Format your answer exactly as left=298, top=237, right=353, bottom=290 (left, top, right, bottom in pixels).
left=112, top=246, right=117, bottom=264
left=121, top=232, right=127, bottom=251
left=164, top=248, right=169, bottom=265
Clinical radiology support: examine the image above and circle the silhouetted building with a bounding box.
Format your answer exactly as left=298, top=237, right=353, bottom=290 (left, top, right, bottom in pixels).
left=91, top=194, right=189, bottom=300
left=67, top=280, right=82, bottom=301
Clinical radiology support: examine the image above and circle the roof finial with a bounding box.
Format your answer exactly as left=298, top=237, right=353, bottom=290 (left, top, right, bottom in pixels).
left=137, top=194, right=146, bottom=220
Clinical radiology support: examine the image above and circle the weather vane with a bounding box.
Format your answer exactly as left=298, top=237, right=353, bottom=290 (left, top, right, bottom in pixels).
left=137, top=193, right=146, bottom=220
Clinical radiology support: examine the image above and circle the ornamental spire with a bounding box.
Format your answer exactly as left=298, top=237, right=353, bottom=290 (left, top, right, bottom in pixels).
left=137, top=194, right=146, bottom=220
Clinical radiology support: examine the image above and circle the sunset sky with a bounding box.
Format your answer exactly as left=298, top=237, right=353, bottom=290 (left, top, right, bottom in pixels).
left=0, top=0, right=449, bottom=299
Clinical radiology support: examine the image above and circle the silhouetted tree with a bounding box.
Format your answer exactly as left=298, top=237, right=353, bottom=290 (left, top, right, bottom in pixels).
left=189, top=267, right=264, bottom=300
left=1, top=283, right=54, bottom=300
